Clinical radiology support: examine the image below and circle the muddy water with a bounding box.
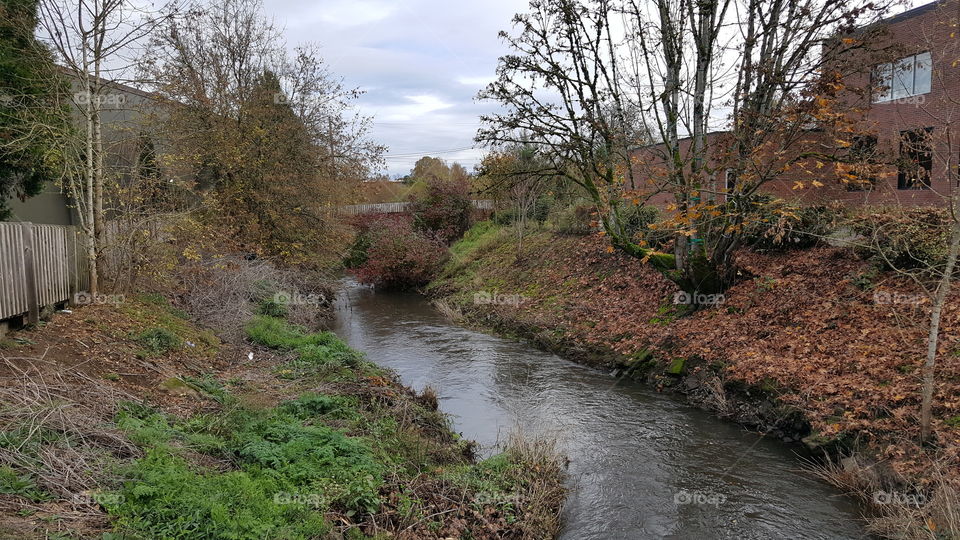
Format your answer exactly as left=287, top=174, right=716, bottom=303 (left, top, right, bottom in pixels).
left=332, top=281, right=868, bottom=539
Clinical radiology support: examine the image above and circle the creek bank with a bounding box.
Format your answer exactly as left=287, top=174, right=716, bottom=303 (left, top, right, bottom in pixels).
left=332, top=278, right=869, bottom=540
left=426, top=222, right=960, bottom=522
left=0, top=294, right=566, bottom=539
left=433, top=292, right=821, bottom=450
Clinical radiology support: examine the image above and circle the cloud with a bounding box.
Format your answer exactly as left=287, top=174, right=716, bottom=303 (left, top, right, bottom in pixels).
left=284, top=0, right=395, bottom=28
left=380, top=95, right=455, bottom=122
left=265, top=0, right=528, bottom=175
left=457, top=75, right=495, bottom=87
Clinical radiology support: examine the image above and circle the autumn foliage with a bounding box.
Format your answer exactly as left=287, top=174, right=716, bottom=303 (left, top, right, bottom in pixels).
left=410, top=177, right=473, bottom=244
left=435, top=228, right=960, bottom=484
left=353, top=217, right=449, bottom=290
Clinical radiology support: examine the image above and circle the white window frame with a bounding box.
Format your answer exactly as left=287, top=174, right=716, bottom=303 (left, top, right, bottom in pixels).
left=873, top=52, right=932, bottom=103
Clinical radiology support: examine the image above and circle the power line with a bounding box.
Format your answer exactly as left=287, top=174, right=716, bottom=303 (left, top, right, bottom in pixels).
left=383, top=146, right=480, bottom=158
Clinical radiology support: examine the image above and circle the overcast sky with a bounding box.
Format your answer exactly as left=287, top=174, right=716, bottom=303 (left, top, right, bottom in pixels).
left=262, top=0, right=529, bottom=177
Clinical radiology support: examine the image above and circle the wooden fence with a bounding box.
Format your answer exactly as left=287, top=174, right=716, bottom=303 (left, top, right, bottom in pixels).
left=338, top=200, right=495, bottom=215
left=0, top=222, right=88, bottom=323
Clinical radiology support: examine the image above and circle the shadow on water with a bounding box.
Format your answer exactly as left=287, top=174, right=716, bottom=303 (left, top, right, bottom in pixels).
left=332, top=279, right=869, bottom=540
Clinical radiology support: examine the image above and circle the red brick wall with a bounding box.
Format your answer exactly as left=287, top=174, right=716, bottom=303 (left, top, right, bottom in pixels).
left=630, top=0, right=960, bottom=209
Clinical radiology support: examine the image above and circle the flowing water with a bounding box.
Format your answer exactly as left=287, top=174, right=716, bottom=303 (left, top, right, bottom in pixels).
left=332, top=281, right=868, bottom=539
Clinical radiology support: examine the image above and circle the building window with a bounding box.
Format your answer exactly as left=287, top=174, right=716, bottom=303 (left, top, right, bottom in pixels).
left=897, top=128, right=932, bottom=190
left=848, top=135, right=878, bottom=191
left=873, top=52, right=932, bottom=103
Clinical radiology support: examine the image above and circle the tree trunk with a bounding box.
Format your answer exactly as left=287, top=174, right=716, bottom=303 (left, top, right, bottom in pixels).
left=93, top=98, right=104, bottom=289
left=920, top=218, right=960, bottom=443
left=84, top=75, right=99, bottom=295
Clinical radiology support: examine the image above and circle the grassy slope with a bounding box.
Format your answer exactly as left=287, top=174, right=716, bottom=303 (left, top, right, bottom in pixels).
left=429, top=222, right=960, bottom=489
left=0, top=296, right=565, bottom=539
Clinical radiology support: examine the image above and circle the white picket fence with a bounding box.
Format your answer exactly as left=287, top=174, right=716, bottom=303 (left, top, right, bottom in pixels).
left=338, top=200, right=495, bottom=215
left=0, top=222, right=88, bottom=323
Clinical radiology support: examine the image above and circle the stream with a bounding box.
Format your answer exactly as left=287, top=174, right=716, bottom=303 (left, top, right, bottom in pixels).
left=332, top=280, right=868, bottom=539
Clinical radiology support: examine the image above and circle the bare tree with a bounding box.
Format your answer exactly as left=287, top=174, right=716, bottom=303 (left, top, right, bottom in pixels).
left=480, top=144, right=552, bottom=255
left=480, top=0, right=892, bottom=301
left=36, top=0, right=173, bottom=294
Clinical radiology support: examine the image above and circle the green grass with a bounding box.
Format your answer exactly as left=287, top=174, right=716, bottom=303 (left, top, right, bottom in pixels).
left=109, top=387, right=383, bottom=538
left=0, top=466, right=49, bottom=502
left=101, top=315, right=564, bottom=538
left=109, top=449, right=333, bottom=539
left=450, top=220, right=502, bottom=260
left=181, top=374, right=231, bottom=404
left=135, top=327, right=182, bottom=357
left=246, top=316, right=365, bottom=375
left=117, top=297, right=219, bottom=360
left=256, top=298, right=289, bottom=319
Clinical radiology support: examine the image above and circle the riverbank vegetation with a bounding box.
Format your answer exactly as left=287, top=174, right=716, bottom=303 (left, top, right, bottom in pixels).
left=429, top=214, right=959, bottom=539
left=0, top=286, right=566, bottom=538
left=345, top=161, right=478, bottom=290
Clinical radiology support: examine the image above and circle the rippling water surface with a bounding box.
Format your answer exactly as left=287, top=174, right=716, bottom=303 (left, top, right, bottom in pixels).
left=332, top=281, right=867, bottom=539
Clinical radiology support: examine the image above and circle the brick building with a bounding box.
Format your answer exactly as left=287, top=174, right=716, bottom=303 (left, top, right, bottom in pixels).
left=631, top=0, right=960, bottom=208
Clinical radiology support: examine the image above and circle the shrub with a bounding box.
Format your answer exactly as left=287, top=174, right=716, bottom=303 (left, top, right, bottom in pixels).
left=411, top=178, right=473, bottom=243
left=136, top=327, right=182, bottom=356
left=851, top=207, right=951, bottom=270
left=493, top=196, right=553, bottom=227
left=343, top=214, right=410, bottom=269
left=354, top=218, right=449, bottom=290
left=492, top=208, right=517, bottom=226
left=617, top=204, right=675, bottom=249
left=550, top=203, right=595, bottom=235
left=531, top=195, right=553, bottom=225
left=742, top=198, right=840, bottom=251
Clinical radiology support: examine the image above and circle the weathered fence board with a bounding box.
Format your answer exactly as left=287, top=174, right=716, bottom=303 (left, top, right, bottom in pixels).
left=0, top=222, right=87, bottom=321
left=0, top=224, right=28, bottom=320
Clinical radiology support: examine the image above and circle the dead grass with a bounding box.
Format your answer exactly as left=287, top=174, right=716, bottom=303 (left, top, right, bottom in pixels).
left=809, top=454, right=959, bottom=539
left=0, top=354, right=141, bottom=537
left=501, top=432, right=568, bottom=538
left=176, top=255, right=334, bottom=342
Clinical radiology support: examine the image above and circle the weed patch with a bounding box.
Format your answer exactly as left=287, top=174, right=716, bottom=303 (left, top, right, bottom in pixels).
left=135, top=327, right=182, bottom=357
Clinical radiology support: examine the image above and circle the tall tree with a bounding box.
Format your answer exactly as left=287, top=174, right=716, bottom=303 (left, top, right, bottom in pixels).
left=480, top=0, right=892, bottom=301
left=140, top=0, right=384, bottom=265
left=36, top=0, right=172, bottom=294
